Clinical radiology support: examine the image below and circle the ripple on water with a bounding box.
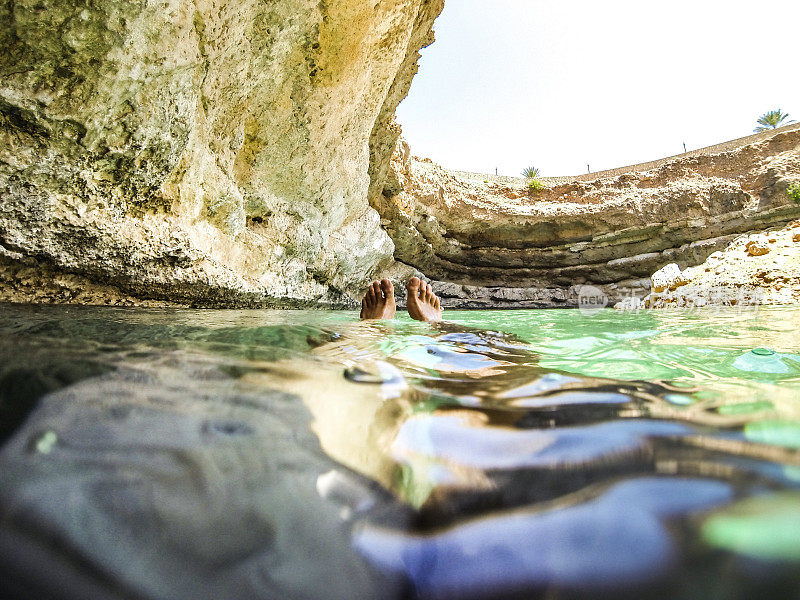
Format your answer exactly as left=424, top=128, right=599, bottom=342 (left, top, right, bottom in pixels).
left=0, top=305, right=799, bottom=599
left=354, top=477, right=734, bottom=596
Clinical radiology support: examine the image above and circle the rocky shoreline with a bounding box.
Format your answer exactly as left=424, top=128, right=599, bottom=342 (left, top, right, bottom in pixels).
left=643, top=220, right=800, bottom=309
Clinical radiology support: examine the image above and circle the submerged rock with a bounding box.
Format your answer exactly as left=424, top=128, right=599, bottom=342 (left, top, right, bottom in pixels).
left=3, top=305, right=800, bottom=598
left=0, top=353, right=406, bottom=600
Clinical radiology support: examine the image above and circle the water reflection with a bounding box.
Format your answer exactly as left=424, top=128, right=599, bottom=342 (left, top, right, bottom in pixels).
left=307, top=321, right=718, bottom=510
left=354, top=477, right=734, bottom=597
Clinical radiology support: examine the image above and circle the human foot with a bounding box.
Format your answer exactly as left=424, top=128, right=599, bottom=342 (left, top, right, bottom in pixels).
left=360, top=279, right=396, bottom=320
left=406, top=277, right=443, bottom=322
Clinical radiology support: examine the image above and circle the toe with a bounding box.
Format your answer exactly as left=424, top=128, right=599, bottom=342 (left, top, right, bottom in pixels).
left=365, top=283, right=375, bottom=304
left=372, top=280, right=382, bottom=299
left=380, top=278, right=394, bottom=299
left=434, top=297, right=441, bottom=310
left=407, top=277, right=421, bottom=295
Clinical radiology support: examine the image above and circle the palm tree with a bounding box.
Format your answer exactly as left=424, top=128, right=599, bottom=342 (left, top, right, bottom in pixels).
left=521, top=166, right=540, bottom=179
left=754, top=109, right=795, bottom=132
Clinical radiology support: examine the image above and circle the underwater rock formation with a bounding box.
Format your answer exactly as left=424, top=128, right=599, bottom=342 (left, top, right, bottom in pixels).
left=375, top=126, right=800, bottom=308
left=0, top=347, right=406, bottom=600
left=0, top=0, right=443, bottom=307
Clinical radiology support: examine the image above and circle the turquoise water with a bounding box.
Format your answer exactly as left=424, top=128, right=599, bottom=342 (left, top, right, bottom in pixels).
left=0, top=304, right=799, bottom=599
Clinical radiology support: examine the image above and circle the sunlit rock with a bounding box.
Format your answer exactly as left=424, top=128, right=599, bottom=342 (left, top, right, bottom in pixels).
left=0, top=0, right=443, bottom=306
left=374, top=127, right=800, bottom=308
left=614, top=296, right=644, bottom=310
left=648, top=220, right=800, bottom=308
left=651, top=263, right=683, bottom=293
left=746, top=235, right=771, bottom=256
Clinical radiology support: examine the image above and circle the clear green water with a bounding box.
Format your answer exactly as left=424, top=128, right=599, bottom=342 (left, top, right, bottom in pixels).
left=0, top=304, right=799, bottom=599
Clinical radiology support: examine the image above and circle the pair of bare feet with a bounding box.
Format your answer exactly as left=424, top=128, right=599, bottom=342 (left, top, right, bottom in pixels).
left=360, top=277, right=442, bottom=322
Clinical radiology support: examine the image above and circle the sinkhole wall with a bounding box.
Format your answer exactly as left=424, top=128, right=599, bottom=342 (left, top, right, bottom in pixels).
left=0, top=0, right=444, bottom=307
left=375, top=126, right=800, bottom=308
left=2, top=1, right=798, bottom=310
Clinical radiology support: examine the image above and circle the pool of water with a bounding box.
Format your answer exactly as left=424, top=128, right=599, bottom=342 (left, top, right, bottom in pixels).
left=0, top=304, right=799, bottom=599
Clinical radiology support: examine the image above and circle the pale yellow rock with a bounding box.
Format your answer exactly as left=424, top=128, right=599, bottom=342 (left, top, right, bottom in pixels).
left=614, top=297, right=643, bottom=310
left=651, top=263, right=683, bottom=293
left=0, top=0, right=444, bottom=306
left=648, top=222, right=800, bottom=308
left=374, top=129, right=800, bottom=308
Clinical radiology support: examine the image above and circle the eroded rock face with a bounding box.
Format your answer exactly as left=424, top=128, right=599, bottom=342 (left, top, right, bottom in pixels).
left=374, top=127, right=800, bottom=308
left=646, top=220, right=800, bottom=309
left=0, top=0, right=443, bottom=306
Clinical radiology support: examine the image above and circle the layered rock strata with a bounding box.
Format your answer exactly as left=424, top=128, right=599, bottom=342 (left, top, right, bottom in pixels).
left=375, top=126, right=800, bottom=308
left=646, top=220, right=800, bottom=309
left=0, top=0, right=443, bottom=307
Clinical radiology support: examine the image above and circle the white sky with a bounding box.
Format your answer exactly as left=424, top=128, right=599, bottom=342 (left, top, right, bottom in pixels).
left=396, top=0, right=800, bottom=178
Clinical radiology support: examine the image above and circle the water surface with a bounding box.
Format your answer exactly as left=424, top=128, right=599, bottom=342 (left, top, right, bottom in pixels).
left=0, top=304, right=799, bottom=599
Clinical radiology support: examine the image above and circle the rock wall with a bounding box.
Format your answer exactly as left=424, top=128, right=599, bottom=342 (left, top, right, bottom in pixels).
left=374, top=127, right=800, bottom=308
left=0, top=0, right=443, bottom=307
left=3, top=2, right=798, bottom=310
left=645, top=221, right=800, bottom=309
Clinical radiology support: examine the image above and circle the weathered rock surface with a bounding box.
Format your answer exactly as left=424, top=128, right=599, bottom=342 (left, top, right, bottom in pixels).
left=646, top=220, right=800, bottom=308
left=0, top=0, right=443, bottom=307
left=0, top=346, right=405, bottom=600
left=650, top=263, right=684, bottom=293
left=374, top=126, right=800, bottom=308
left=2, top=2, right=798, bottom=310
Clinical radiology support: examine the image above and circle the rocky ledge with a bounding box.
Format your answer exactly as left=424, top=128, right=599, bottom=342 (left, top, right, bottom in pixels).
left=374, top=125, right=800, bottom=308
left=645, top=220, right=800, bottom=309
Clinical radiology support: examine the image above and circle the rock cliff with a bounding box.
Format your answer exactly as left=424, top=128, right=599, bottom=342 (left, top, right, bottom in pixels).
left=0, top=0, right=443, bottom=306
left=2, top=3, right=798, bottom=310
left=374, top=126, right=800, bottom=308
left=646, top=220, right=800, bottom=309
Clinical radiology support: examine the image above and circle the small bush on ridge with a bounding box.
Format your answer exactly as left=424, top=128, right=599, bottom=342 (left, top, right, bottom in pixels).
left=788, top=182, right=800, bottom=202
left=527, top=178, right=545, bottom=192
left=521, top=166, right=540, bottom=179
